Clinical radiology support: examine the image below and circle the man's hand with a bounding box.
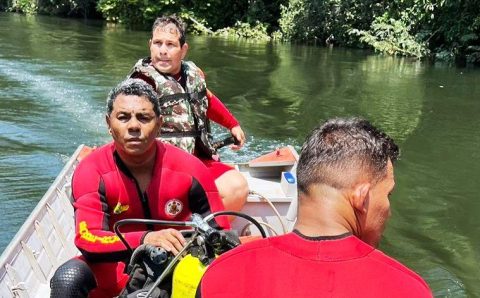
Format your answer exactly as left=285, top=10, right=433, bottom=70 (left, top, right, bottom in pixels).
left=230, top=126, right=246, bottom=150
left=143, top=229, right=186, bottom=255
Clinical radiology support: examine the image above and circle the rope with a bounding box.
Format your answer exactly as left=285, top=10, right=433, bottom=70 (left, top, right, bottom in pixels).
left=240, top=221, right=279, bottom=237
left=248, top=190, right=288, bottom=234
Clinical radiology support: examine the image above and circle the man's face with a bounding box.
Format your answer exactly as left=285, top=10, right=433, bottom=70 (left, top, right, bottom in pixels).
left=106, top=94, right=160, bottom=157
left=149, top=23, right=188, bottom=75
left=359, top=160, right=395, bottom=247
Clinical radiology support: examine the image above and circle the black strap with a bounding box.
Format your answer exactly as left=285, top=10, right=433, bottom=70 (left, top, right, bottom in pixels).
left=161, top=131, right=201, bottom=138
left=160, top=89, right=207, bottom=104
left=160, top=93, right=187, bottom=103
left=189, top=89, right=207, bottom=103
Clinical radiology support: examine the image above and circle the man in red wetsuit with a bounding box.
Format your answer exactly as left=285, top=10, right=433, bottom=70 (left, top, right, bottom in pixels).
left=127, top=15, right=248, bottom=212
left=50, top=79, right=229, bottom=298
left=199, top=117, right=433, bottom=298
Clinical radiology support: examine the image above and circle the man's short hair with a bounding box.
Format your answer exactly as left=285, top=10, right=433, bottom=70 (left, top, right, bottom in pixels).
left=297, top=117, right=399, bottom=194
left=151, top=15, right=187, bottom=46
left=106, top=78, right=160, bottom=116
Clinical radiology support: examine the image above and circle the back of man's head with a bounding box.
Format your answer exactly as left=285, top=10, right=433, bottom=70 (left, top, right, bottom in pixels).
left=297, top=117, right=399, bottom=195
left=151, top=15, right=187, bottom=46
left=106, top=78, right=160, bottom=117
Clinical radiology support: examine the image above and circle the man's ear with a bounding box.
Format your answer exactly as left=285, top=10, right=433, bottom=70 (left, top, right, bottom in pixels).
left=158, top=115, right=163, bottom=127
left=154, top=115, right=162, bottom=137
left=181, top=43, right=189, bottom=59
left=105, top=114, right=112, bottom=136
left=148, top=38, right=152, bottom=48
left=351, top=183, right=371, bottom=213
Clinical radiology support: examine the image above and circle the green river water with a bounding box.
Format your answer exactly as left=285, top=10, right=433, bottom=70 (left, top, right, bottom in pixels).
left=1, top=12, right=479, bottom=297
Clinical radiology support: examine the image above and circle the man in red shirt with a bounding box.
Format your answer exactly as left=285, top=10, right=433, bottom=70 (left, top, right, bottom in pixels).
left=128, top=15, right=248, bottom=213
left=50, top=79, right=229, bottom=298
left=199, top=118, right=433, bottom=297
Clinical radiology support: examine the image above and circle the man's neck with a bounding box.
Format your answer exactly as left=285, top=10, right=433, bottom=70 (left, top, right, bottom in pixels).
left=172, top=71, right=182, bottom=82
left=116, top=144, right=157, bottom=193
left=294, top=186, right=357, bottom=237
left=115, top=144, right=157, bottom=175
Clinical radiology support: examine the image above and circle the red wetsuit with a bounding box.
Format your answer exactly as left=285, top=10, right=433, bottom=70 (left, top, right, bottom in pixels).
left=201, top=90, right=238, bottom=178
left=206, top=89, right=239, bottom=131
left=72, top=140, right=229, bottom=297
left=200, top=231, right=432, bottom=298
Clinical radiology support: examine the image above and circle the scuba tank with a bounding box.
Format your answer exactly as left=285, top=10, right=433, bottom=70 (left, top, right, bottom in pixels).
left=114, top=213, right=265, bottom=298
left=171, top=254, right=209, bottom=298
left=171, top=225, right=244, bottom=298
left=171, top=214, right=222, bottom=298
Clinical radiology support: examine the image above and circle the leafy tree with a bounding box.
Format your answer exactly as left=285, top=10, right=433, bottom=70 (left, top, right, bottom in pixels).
left=275, top=0, right=479, bottom=62
left=215, top=21, right=271, bottom=41
left=8, top=0, right=38, bottom=14
left=277, top=0, right=388, bottom=45
left=349, top=14, right=429, bottom=58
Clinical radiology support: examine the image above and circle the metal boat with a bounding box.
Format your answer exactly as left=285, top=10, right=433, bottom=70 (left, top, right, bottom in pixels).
left=0, top=144, right=299, bottom=297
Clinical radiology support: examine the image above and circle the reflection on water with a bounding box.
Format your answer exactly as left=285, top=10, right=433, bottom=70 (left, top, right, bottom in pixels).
left=356, top=55, right=425, bottom=142
left=1, top=12, right=480, bottom=297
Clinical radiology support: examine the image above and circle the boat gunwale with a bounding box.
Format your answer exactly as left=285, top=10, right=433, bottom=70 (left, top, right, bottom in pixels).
left=0, top=144, right=84, bottom=269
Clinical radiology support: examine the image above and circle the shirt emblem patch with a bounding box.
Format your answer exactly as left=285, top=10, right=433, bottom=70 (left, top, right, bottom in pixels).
left=165, top=199, right=183, bottom=217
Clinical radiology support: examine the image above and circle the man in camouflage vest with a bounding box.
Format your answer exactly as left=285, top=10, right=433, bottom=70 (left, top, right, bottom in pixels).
left=127, top=15, right=248, bottom=212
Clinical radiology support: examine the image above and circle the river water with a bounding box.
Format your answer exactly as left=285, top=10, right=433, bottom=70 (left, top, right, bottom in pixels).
left=1, top=12, right=479, bottom=297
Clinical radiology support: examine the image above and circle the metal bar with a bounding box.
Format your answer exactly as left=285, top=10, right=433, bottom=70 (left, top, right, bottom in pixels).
left=34, top=221, right=57, bottom=268
left=20, top=241, right=47, bottom=283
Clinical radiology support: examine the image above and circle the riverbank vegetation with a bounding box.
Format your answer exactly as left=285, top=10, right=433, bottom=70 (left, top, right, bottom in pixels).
left=1, top=0, right=479, bottom=64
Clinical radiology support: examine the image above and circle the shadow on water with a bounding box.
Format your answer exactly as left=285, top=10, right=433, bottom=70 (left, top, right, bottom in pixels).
left=1, top=12, right=480, bottom=297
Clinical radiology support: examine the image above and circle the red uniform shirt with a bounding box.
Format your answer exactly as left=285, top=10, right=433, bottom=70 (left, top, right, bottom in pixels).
left=200, top=231, right=432, bottom=298
left=73, top=140, right=229, bottom=262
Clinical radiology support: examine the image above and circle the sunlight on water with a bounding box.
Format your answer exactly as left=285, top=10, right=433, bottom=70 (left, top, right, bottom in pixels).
left=0, top=58, right=106, bottom=138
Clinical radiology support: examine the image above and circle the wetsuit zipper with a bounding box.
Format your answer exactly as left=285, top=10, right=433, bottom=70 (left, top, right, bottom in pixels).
left=132, top=178, right=154, bottom=231
left=114, top=151, right=154, bottom=230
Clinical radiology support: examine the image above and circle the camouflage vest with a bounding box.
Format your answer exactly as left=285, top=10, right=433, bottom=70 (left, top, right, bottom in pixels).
left=128, top=58, right=216, bottom=157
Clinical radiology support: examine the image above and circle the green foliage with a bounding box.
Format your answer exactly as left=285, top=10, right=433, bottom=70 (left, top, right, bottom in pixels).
left=9, top=0, right=38, bottom=14
left=466, top=46, right=480, bottom=64
left=377, top=0, right=480, bottom=62
left=276, top=0, right=480, bottom=63
left=96, top=0, right=212, bottom=28
left=349, top=14, right=430, bottom=58
left=8, top=0, right=97, bottom=17
left=187, top=0, right=245, bottom=30
left=97, top=0, right=178, bottom=26
left=3, top=0, right=480, bottom=64
left=215, top=21, right=271, bottom=41
left=277, top=0, right=394, bottom=46
left=278, top=0, right=341, bottom=42
left=38, top=0, right=97, bottom=17
left=277, top=0, right=305, bottom=41
left=95, top=0, right=286, bottom=32
left=244, top=0, right=285, bottom=33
